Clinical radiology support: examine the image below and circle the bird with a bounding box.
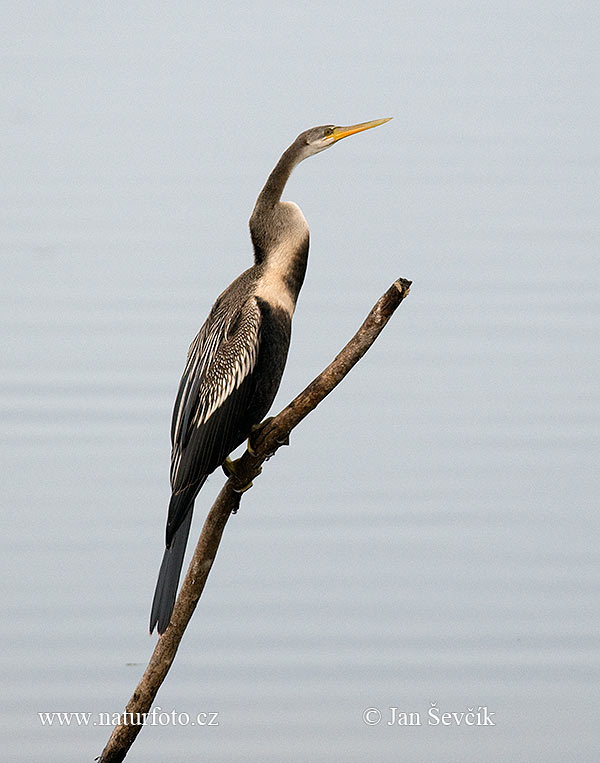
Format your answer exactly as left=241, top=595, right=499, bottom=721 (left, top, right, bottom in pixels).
left=150, top=117, right=392, bottom=634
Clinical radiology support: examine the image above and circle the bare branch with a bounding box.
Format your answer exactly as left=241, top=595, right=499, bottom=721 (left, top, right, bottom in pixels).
left=97, top=277, right=411, bottom=762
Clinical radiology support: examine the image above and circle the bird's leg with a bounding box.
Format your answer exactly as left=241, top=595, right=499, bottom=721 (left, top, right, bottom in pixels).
left=222, top=456, right=258, bottom=493
left=222, top=416, right=289, bottom=491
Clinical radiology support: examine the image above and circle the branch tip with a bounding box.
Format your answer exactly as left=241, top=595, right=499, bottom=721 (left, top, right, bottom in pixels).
left=394, top=277, right=412, bottom=298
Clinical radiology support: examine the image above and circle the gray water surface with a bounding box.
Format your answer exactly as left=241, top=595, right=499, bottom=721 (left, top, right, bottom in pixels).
left=2, top=2, right=599, bottom=761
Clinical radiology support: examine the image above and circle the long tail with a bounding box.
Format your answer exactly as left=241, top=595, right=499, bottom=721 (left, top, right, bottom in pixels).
left=149, top=509, right=193, bottom=634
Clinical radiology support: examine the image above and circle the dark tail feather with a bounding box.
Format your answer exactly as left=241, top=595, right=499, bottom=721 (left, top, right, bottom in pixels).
left=149, top=509, right=193, bottom=634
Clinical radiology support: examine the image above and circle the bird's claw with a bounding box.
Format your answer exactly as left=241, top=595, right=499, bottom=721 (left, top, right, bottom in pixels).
left=222, top=456, right=260, bottom=493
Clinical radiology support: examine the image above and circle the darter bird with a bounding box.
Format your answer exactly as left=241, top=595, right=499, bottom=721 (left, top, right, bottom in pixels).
left=150, top=117, right=391, bottom=634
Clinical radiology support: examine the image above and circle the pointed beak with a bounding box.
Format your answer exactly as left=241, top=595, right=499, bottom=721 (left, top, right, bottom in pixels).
left=331, top=117, right=392, bottom=142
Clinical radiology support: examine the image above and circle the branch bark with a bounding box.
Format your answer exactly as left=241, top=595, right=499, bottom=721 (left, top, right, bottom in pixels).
left=97, top=277, right=411, bottom=762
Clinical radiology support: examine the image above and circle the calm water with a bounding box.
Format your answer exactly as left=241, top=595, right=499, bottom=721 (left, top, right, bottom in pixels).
left=2, top=2, right=599, bottom=761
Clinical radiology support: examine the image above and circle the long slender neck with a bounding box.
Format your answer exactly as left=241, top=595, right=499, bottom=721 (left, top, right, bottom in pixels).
left=253, top=143, right=303, bottom=212
left=249, top=140, right=311, bottom=312
left=249, top=140, right=309, bottom=270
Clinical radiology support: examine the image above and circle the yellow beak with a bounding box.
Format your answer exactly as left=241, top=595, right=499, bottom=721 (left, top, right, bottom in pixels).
left=331, top=117, right=392, bottom=142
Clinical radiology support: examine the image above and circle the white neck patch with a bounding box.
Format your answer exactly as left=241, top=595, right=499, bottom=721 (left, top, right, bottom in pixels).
left=254, top=201, right=309, bottom=317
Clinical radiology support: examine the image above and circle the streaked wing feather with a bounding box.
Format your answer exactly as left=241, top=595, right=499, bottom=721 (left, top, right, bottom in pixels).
left=169, top=296, right=262, bottom=493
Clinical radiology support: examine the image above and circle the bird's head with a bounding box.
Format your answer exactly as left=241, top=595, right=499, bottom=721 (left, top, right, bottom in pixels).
left=250, top=116, right=392, bottom=252
left=295, top=117, right=392, bottom=159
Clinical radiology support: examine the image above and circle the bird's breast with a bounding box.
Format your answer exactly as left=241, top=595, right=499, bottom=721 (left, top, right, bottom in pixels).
left=254, top=268, right=297, bottom=318
left=254, top=213, right=310, bottom=317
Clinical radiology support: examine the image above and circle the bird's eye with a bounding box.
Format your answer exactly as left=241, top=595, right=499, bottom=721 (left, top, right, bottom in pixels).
left=323, top=127, right=334, bottom=137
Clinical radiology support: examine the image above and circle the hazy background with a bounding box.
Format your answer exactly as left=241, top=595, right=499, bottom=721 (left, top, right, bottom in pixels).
left=2, top=1, right=598, bottom=761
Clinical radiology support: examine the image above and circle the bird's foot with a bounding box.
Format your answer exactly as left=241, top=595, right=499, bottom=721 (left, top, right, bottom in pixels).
left=222, top=456, right=259, bottom=493
left=248, top=417, right=289, bottom=456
